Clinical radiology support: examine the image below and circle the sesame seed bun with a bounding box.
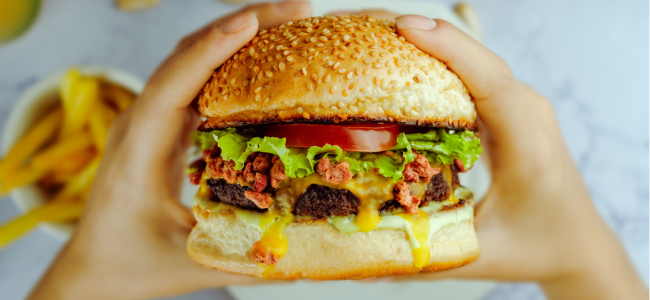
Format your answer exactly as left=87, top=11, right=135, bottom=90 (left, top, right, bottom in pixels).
left=196, top=15, right=477, bottom=130
left=187, top=196, right=478, bottom=279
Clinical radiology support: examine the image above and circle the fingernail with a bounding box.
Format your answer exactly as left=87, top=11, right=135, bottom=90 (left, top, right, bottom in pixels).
left=221, top=12, right=256, bottom=34
left=395, top=15, right=437, bottom=31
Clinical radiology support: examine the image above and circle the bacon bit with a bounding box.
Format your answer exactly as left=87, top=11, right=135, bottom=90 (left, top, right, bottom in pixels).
left=394, top=181, right=420, bottom=214
left=251, top=242, right=277, bottom=265
left=244, top=191, right=272, bottom=209
left=202, top=149, right=212, bottom=160
left=243, top=163, right=255, bottom=183
left=206, top=156, right=224, bottom=178
left=270, top=159, right=289, bottom=188
left=316, top=157, right=353, bottom=184
left=222, top=160, right=241, bottom=184
left=454, top=159, right=467, bottom=172
left=315, top=156, right=331, bottom=175
left=252, top=153, right=272, bottom=172
left=254, top=173, right=269, bottom=192
left=188, top=159, right=206, bottom=185
left=403, top=152, right=440, bottom=183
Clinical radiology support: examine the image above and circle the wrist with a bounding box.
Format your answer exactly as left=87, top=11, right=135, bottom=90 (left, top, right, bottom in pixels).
left=540, top=220, right=647, bottom=300
left=28, top=241, right=129, bottom=300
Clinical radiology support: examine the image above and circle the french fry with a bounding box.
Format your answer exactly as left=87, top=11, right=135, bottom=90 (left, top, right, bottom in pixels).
left=101, top=82, right=135, bottom=111
left=59, top=70, right=99, bottom=139
left=0, top=142, right=96, bottom=193
left=51, top=148, right=96, bottom=176
left=30, top=131, right=93, bottom=168
left=0, top=167, right=48, bottom=194
left=0, top=200, right=84, bottom=248
left=50, top=157, right=100, bottom=203
left=89, top=101, right=118, bottom=151
left=0, top=108, right=63, bottom=181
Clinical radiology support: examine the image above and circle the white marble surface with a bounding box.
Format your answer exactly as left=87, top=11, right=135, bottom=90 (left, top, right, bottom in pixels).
left=0, top=0, right=647, bottom=299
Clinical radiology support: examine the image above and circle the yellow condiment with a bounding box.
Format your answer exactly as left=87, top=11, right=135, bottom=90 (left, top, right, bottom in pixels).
left=397, top=210, right=431, bottom=268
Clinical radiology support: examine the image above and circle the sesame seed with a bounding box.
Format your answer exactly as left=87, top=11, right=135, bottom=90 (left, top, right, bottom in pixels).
left=320, top=36, right=328, bottom=42
left=344, top=35, right=350, bottom=41
left=346, top=72, right=353, bottom=79
left=231, top=78, right=236, bottom=85
left=338, top=53, right=345, bottom=59
left=333, top=62, right=341, bottom=69
left=307, top=82, right=314, bottom=91
left=333, top=40, right=340, bottom=47
left=279, top=62, right=285, bottom=71
left=301, top=68, right=307, bottom=76
left=249, top=48, right=255, bottom=55
left=255, top=94, right=261, bottom=101
left=265, top=70, right=273, bottom=77
left=254, top=66, right=260, bottom=73
left=330, top=86, right=338, bottom=94
left=324, top=74, right=331, bottom=82
left=287, top=55, right=294, bottom=61
left=297, top=107, right=303, bottom=113
left=339, top=68, right=347, bottom=74
left=291, top=41, right=298, bottom=47
left=255, top=87, right=262, bottom=93
left=311, top=74, right=318, bottom=82
left=243, top=79, right=250, bottom=86
left=303, top=112, right=310, bottom=119
left=374, top=63, right=383, bottom=69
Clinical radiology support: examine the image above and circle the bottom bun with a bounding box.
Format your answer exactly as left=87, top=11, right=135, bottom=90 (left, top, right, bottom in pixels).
left=187, top=204, right=479, bottom=280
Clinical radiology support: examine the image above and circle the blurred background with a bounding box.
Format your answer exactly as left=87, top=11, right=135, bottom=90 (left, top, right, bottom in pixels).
left=0, top=0, right=647, bottom=299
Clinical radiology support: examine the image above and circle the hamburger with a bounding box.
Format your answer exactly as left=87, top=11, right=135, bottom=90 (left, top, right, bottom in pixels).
left=186, top=15, right=482, bottom=279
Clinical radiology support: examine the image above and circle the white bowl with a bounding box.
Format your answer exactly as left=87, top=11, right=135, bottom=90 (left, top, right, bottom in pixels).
left=2, top=66, right=144, bottom=241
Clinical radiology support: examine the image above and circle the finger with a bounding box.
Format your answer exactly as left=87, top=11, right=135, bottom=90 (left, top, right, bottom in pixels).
left=125, top=12, right=258, bottom=168
left=395, top=16, right=525, bottom=144
left=175, top=1, right=312, bottom=52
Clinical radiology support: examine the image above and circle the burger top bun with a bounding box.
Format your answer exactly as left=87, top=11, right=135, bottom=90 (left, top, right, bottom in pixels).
left=197, top=15, right=477, bottom=130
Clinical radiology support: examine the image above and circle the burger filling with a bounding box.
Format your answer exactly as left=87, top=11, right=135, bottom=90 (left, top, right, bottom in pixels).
left=188, top=124, right=481, bottom=268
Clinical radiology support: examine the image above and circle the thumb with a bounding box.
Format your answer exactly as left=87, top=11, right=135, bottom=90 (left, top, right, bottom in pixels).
left=395, top=15, right=525, bottom=147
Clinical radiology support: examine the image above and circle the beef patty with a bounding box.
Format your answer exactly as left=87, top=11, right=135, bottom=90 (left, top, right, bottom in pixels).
left=293, top=184, right=360, bottom=218
left=207, top=165, right=459, bottom=216
left=207, top=178, right=266, bottom=211
left=379, top=166, right=459, bottom=213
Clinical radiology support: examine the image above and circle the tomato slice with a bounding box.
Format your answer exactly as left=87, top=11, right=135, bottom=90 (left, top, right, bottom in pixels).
left=263, top=124, right=400, bottom=152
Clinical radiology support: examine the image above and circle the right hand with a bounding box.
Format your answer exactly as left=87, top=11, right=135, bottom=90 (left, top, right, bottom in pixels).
left=390, top=15, right=647, bottom=300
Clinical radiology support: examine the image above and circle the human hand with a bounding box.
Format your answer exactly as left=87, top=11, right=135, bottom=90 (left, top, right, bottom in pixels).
left=389, top=15, right=647, bottom=299
left=27, top=2, right=311, bottom=300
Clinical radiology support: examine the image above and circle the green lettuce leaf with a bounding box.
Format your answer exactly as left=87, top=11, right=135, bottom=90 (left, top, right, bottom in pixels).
left=238, top=137, right=312, bottom=177
left=404, top=129, right=481, bottom=168
left=306, top=144, right=344, bottom=169
left=191, top=127, right=481, bottom=180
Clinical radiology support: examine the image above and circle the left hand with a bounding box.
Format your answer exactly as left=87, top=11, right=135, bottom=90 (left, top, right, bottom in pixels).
left=28, top=2, right=312, bottom=300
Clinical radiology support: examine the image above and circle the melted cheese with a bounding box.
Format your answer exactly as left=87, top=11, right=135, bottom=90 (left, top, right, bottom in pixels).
left=396, top=210, right=431, bottom=268
left=193, top=170, right=471, bottom=272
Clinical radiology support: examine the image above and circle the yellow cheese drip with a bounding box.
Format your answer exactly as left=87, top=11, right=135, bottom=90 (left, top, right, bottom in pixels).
left=196, top=172, right=212, bottom=198
left=441, top=165, right=458, bottom=203
left=397, top=210, right=431, bottom=268
left=254, top=209, right=293, bottom=277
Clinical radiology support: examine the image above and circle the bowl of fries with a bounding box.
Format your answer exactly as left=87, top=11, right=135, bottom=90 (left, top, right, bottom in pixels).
left=0, top=66, right=143, bottom=246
